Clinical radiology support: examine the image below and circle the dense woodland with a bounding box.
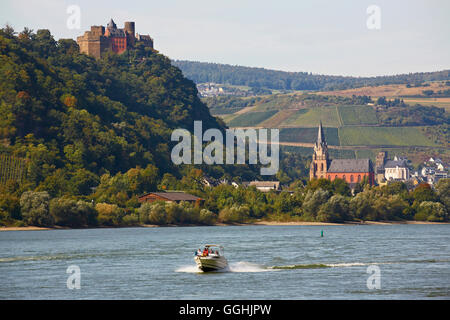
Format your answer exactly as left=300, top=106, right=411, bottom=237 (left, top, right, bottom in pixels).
left=0, top=27, right=448, bottom=228
left=173, top=60, right=450, bottom=91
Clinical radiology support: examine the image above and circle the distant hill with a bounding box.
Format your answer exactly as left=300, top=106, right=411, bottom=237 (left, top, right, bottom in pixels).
left=173, top=60, right=450, bottom=91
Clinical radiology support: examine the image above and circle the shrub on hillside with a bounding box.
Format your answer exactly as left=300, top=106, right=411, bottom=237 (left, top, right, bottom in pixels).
left=218, top=205, right=250, bottom=223
left=138, top=202, right=167, bottom=225
left=0, top=192, right=21, bottom=224
left=122, top=213, right=139, bottom=226
left=95, top=203, right=124, bottom=226
left=50, top=197, right=97, bottom=227
left=20, top=191, right=53, bottom=226
left=414, top=201, right=448, bottom=222
left=199, top=209, right=217, bottom=225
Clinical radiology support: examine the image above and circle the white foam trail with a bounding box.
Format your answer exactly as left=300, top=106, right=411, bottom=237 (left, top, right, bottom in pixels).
left=175, top=261, right=272, bottom=273
left=175, top=265, right=202, bottom=273
left=326, top=261, right=394, bottom=267
left=326, top=262, right=367, bottom=267
left=228, top=261, right=272, bottom=273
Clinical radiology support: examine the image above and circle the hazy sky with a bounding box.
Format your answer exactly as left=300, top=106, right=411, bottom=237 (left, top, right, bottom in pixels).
left=1, top=0, right=449, bottom=76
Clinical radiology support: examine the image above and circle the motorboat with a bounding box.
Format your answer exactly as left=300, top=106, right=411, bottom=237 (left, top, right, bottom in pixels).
left=194, top=244, right=228, bottom=272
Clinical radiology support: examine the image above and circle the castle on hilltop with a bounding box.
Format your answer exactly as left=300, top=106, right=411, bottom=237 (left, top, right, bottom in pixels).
left=77, top=19, right=153, bottom=59
left=310, top=122, right=375, bottom=188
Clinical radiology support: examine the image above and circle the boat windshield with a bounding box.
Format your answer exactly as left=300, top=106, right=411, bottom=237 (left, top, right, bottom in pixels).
left=196, top=245, right=223, bottom=257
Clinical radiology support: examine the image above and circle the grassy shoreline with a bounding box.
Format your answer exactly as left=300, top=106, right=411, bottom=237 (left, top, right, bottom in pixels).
left=1, top=220, right=448, bottom=231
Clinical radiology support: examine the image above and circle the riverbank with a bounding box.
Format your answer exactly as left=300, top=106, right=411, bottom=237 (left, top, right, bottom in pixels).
left=0, top=226, right=53, bottom=231
left=1, top=220, right=448, bottom=231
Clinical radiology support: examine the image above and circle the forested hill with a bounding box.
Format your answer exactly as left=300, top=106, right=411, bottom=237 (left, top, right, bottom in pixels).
left=0, top=27, right=223, bottom=193
left=172, top=60, right=450, bottom=91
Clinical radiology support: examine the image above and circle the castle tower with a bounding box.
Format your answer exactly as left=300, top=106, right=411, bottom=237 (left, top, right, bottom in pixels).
left=124, top=21, right=136, bottom=46
left=376, top=152, right=386, bottom=170
left=124, top=22, right=135, bottom=36
left=310, top=122, right=329, bottom=179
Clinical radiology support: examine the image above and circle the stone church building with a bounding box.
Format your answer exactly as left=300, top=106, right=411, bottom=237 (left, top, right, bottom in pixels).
left=309, top=122, right=375, bottom=188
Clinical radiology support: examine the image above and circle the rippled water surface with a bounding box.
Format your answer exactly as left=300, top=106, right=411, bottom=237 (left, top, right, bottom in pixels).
left=1, top=225, right=449, bottom=299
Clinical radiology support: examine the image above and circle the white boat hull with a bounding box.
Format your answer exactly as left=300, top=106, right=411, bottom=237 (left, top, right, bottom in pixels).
left=195, top=255, right=228, bottom=272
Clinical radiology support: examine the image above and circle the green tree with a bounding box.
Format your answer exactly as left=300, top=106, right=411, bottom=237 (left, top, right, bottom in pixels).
left=302, top=188, right=330, bottom=221
left=95, top=203, right=124, bottom=226
left=50, top=197, right=97, bottom=227
left=414, top=201, right=447, bottom=222
left=317, top=194, right=349, bottom=222
left=20, top=191, right=53, bottom=226
left=435, top=179, right=450, bottom=213
left=138, top=202, right=167, bottom=225
left=412, top=183, right=437, bottom=203
left=350, top=187, right=377, bottom=220
left=0, top=192, right=21, bottom=224
left=218, top=205, right=250, bottom=223
left=332, top=178, right=352, bottom=196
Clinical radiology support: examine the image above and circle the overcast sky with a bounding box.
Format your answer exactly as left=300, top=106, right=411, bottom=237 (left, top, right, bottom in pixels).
left=1, top=0, right=449, bottom=76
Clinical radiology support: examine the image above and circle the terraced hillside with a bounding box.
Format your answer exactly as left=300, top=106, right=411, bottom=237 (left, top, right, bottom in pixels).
left=281, top=106, right=341, bottom=127
left=339, top=127, right=439, bottom=147
left=279, top=127, right=340, bottom=145
left=205, top=92, right=449, bottom=163
left=337, top=105, right=378, bottom=125
left=227, top=110, right=278, bottom=127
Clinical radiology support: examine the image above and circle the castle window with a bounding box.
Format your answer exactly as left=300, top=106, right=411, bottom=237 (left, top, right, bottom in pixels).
left=321, top=163, right=324, bottom=171
left=343, top=175, right=346, bottom=181
left=328, top=175, right=331, bottom=180
left=358, top=175, right=361, bottom=182
left=335, top=175, right=338, bottom=180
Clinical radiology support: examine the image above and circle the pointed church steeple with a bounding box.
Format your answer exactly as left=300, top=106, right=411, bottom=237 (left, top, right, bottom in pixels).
left=316, top=121, right=326, bottom=146
left=310, top=122, right=329, bottom=180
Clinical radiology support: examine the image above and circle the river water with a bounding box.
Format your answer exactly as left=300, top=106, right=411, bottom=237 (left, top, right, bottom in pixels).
left=0, top=224, right=449, bottom=299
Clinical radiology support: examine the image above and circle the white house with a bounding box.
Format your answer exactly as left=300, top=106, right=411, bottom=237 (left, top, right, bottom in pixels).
left=384, top=158, right=410, bottom=181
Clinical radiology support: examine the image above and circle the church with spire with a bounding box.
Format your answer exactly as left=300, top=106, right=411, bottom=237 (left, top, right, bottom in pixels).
left=310, top=122, right=375, bottom=188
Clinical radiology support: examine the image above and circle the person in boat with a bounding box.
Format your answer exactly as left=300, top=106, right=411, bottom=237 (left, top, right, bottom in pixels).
left=202, top=248, right=208, bottom=256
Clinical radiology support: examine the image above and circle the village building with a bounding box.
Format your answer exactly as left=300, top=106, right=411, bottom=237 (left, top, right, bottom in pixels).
left=384, top=157, right=410, bottom=181
left=138, top=191, right=203, bottom=205
left=419, top=157, right=448, bottom=186
left=242, top=181, right=281, bottom=192
left=309, top=122, right=374, bottom=188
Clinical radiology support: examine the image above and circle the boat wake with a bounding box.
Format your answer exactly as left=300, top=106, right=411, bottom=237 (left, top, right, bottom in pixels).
left=176, top=258, right=450, bottom=273
left=228, top=261, right=273, bottom=273
left=270, top=261, right=397, bottom=270
left=271, top=258, right=450, bottom=270
left=175, top=261, right=272, bottom=273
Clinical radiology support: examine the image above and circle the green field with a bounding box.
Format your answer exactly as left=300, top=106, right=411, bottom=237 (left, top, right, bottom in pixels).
left=281, top=106, right=340, bottom=127
left=337, top=105, right=379, bottom=125
left=339, top=127, right=438, bottom=147
left=279, top=127, right=340, bottom=145
left=227, top=110, right=279, bottom=127
left=280, top=145, right=356, bottom=159
left=245, top=94, right=306, bottom=111
left=210, top=107, right=244, bottom=115
left=354, top=149, right=377, bottom=160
